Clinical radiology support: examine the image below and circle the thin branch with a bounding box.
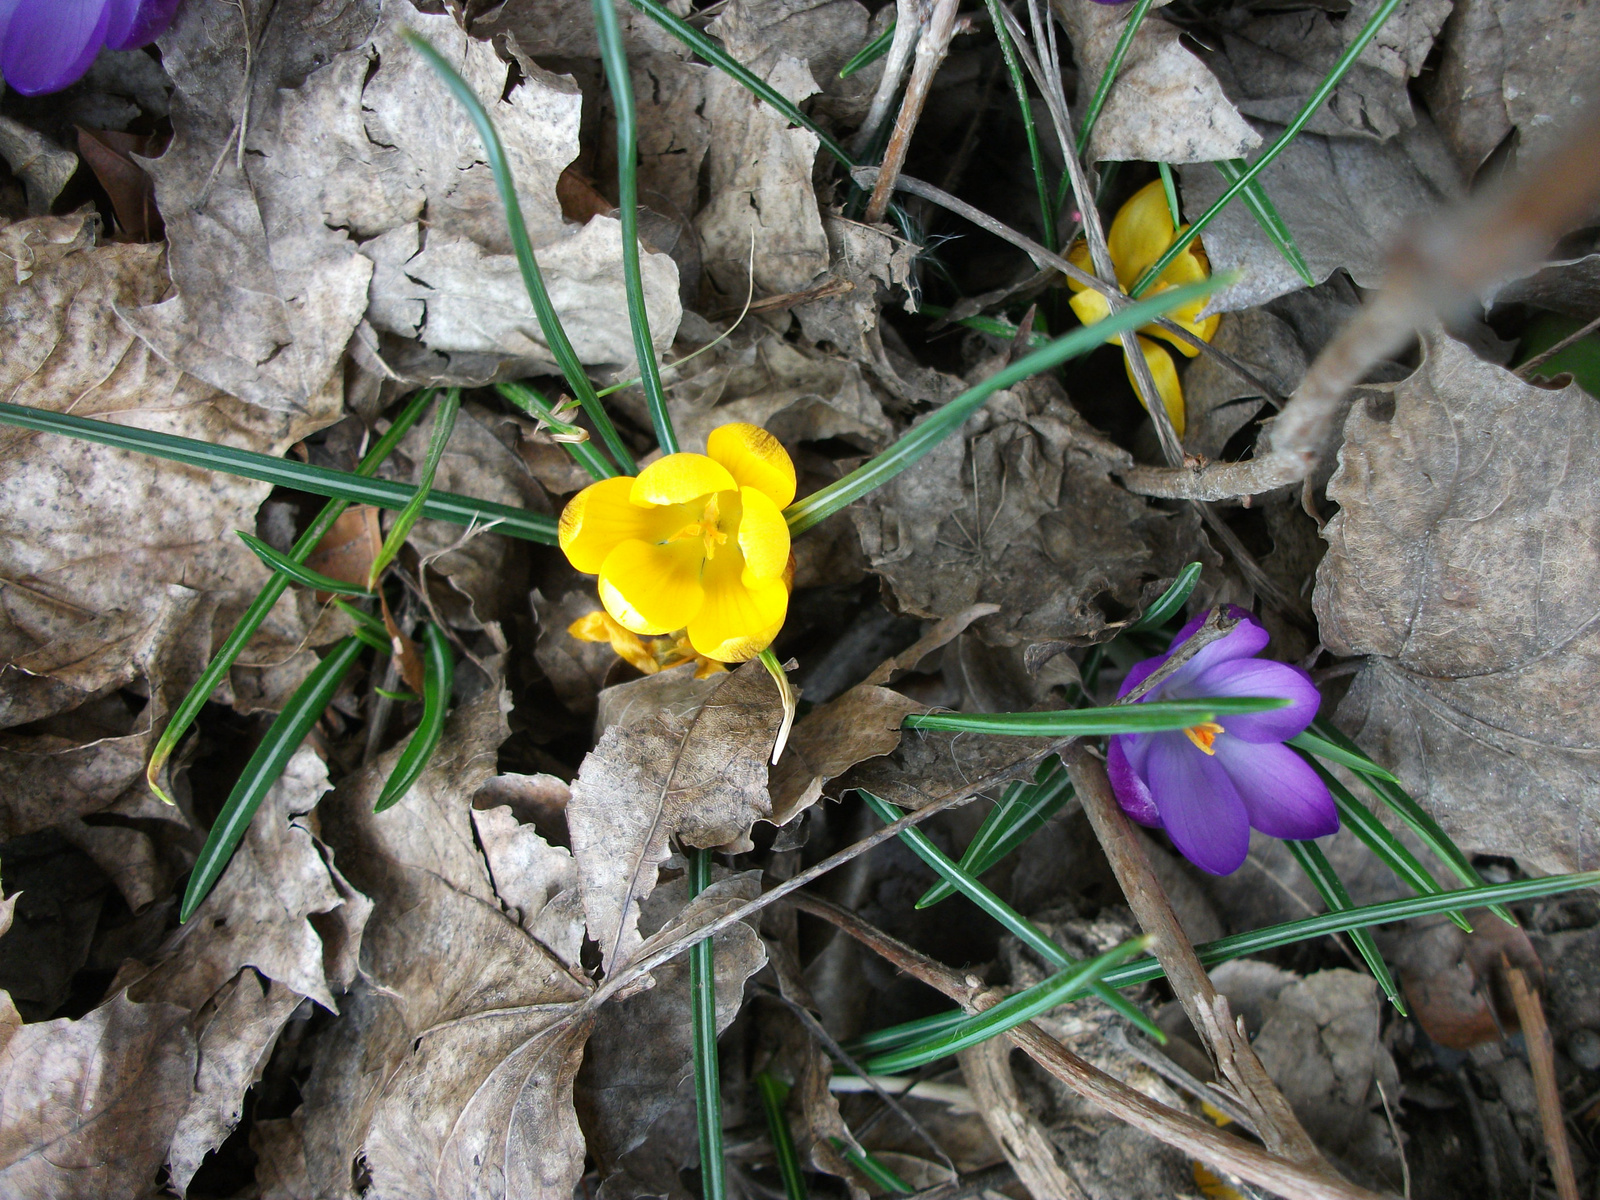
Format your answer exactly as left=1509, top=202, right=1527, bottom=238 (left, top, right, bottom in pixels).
left=1506, top=964, right=1580, bottom=1200
left=790, top=892, right=1393, bottom=1200
left=855, top=0, right=927, bottom=156
left=1063, top=744, right=1335, bottom=1174
left=1515, top=311, right=1600, bottom=379
left=865, top=0, right=963, bottom=224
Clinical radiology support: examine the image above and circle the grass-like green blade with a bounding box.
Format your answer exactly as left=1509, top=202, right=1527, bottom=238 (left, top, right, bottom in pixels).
left=625, top=0, right=854, bottom=170
left=756, top=1074, right=808, bottom=1200
left=402, top=31, right=637, bottom=475
left=1289, top=729, right=1400, bottom=783
left=1075, top=0, right=1156, bottom=155
left=916, top=304, right=1050, bottom=348
left=369, top=388, right=459, bottom=587
left=236, top=531, right=373, bottom=596
left=374, top=622, right=455, bottom=812
left=592, top=0, right=675, bottom=454
left=1157, top=161, right=1182, bottom=229
left=180, top=636, right=364, bottom=920
left=828, top=1139, right=913, bottom=1194
left=1127, top=561, right=1202, bottom=632
left=0, top=401, right=559, bottom=545
left=915, top=758, right=1073, bottom=908
left=333, top=598, right=392, bottom=648
left=1305, top=756, right=1471, bottom=934
left=783, top=276, right=1221, bottom=535
left=1129, top=0, right=1404, bottom=297
left=144, top=390, right=434, bottom=800
left=860, top=790, right=1164, bottom=1042
left=863, top=935, right=1152, bottom=1073
left=1308, top=718, right=1514, bottom=925
left=1212, top=158, right=1315, bottom=286
left=839, top=22, right=894, bottom=78
left=850, top=870, right=1600, bottom=1060
left=901, top=696, right=1289, bottom=737
left=689, top=847, right=727, bottom=1200
left=496, top=382, right=616, bottom=481
left=986, top=0, right=1055, bottom=250
left=1285, top=838, right=1406, bottom=1012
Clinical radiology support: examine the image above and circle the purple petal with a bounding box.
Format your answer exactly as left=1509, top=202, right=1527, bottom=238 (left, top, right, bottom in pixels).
left=1, top=0, right=109, bottom=95
left=1115, top=653, right=1167, bottom=701
left=1107, top=734, right=1160, bottom=825
left=1146, top=734, right=1250, bottom=874
left=1163, top=609, right=1270, bottom=692
left=1213, top=739, right=1338, bottom=841
left=1182, top=658, right=1322, bottom=742
left=104, top=0, right=179, bottom=51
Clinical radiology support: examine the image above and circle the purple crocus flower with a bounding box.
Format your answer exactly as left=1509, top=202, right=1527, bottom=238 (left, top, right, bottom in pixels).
left=1107, top=605, right=1337, bottom=875
left=0, top=0, right=180, bottom=97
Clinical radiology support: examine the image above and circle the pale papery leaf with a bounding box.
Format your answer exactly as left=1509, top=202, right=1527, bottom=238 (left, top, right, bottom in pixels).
left=1315, top=329, right=1600, bottom=875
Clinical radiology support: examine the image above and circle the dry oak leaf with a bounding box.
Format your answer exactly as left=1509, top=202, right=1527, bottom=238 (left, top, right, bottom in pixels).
left=850, top=380, right=1201, bottom=647
left=568, top=660, right=784, bottom=976
left=1178, top=112, right=1459, bottom=313
left=576, top=872, right=767, bottom=1179
left=1315, top=330, right=1600, bottom=875
left=1054, top=0, right=1260, bottom=164
left=302, top=687, right=592, bottom=1200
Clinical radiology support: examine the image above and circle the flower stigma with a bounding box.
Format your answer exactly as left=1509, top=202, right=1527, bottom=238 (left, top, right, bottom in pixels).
left=1183, top=721, right=1224, bottom=755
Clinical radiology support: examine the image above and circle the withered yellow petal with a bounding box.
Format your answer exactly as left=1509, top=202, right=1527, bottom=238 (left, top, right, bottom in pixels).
left=568, top=610, right=659, bottom=674
left=688, top=551, right=789, bottom=663
left=560, top=476, right=669, bottom=574
left=1124, top=335, right=1186, bottom=439
left=707, top=422, right=796, bottom=508
left=1108, top=181, right=1178, bottom=289
left=631, top=452, right=737, bottom=506
left=598, top=539, right=705, bottom=636
left=736, top=486, right=790, bottom=583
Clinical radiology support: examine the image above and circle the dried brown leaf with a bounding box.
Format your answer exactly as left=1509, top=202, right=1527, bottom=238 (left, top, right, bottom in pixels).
left=1315, top=330, right=1600, bottom=874
left=568, top=661, right=783, bottom=975
left=1054, top=0, right=1260, bottom=164
left=303, top=688, right=593, bottom=1200
left=850, top=379, right=1201, bottom=646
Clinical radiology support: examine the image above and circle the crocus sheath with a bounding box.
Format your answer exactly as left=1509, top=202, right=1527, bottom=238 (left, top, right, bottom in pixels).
left=1106, top=606, right=1336, bottom=874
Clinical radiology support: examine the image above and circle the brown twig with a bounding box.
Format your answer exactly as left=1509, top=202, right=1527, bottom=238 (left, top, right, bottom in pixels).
left=1120, top=99, right=1600, bottom=503
left=850, top=166, right=1285, bottom=403
left=790, top=892, right=1392, bottom=1200
left=960, top=1037, right=1088, bottom=1199
left=1505, top=964, right=1580, bottom=1200
left=1515, top=311, right=1600, bottom=379
left=1063, top=744, right=1335, bottom=1175
left=864, top=0, right=963, bottom=224
left=855, top=0, right=927, bottom=156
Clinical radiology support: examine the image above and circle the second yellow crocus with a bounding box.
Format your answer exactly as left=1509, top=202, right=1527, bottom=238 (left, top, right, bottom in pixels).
left=1067, top=180, right=1221, bottom=438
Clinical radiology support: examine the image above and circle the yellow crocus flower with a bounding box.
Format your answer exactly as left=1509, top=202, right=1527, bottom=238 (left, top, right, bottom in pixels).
left=1066, top=180, right=1221, bottom=438
left=567, top=610, right=728, bottom=679
left=558, top=423, right=795, bottom=664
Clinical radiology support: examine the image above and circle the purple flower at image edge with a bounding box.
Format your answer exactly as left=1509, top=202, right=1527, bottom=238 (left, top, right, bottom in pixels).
left=1107, top=606, right=1337, bottom=876
left=0, top=0, right=180, bottom=97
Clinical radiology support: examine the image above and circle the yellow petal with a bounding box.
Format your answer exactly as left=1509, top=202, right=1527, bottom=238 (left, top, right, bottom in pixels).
left=735, top=485, right=790, bottom=583
left=1108, top=181, right=1178, bottom=288
left=560, top=476, right=675, bottom=574
left=631, top=452, right=737, bottom=506
left=1064, top=239, right=1094, bottom=294
left=707, top=423, right=796, bottom=509
left=1068, top=285, right=1114, bottom=332
left=1123, top=335, right=1186, bottom=439
left=598, top=539, right=705, bottom=635
left=687, top=551, right=789, bottom=663
left=568, top=610, right=659, bottom=674
left=1139, top=236, right=1221, bottom=355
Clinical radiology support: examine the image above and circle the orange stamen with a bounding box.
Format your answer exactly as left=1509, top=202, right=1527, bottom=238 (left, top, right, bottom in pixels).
left=1184, top=721, right=1224, bottom=755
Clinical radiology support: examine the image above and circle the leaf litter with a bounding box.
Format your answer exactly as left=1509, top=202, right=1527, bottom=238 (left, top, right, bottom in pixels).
left=2, top=0, right=1600, bottom=1197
